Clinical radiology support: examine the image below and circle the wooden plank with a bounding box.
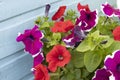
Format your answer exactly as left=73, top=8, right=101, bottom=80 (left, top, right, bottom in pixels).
left=21, top=73, right=34, bottom=80
left=0, top=50, right=33, bottom=80
left=0, top=0, right=59, bottom=22
left=0, top=0, right=83, bottom=59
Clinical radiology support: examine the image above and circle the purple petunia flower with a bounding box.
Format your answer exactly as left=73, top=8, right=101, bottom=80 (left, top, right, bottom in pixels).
left=101, top=2, right=120, bottom=18
left=93, top=68, right=111, bottom=80
left=63, top=25, right=86, bottom=47
left=105, top=50, right=120, bottom=80
left=33, top=52, right=44, bottom=67
left=16, top=25, right=44, bottom=55
left=76, top=9, right=98, bottom=31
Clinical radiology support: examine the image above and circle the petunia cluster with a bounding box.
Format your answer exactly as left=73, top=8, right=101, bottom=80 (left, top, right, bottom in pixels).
left=16, top=2, right=120, bottom=80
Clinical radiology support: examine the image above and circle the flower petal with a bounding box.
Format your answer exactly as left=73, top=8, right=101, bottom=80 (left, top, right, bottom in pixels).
left=52, top=6, right=66, bottom=20
left=33, top=53, right=44, bottom=67
left=77, top=3, right=90, bottom=12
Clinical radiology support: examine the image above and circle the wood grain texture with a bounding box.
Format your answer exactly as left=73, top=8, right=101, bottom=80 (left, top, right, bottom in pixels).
left=0, top=0, right=59, bottom=22
left=0, top=50, right=33, bottom=80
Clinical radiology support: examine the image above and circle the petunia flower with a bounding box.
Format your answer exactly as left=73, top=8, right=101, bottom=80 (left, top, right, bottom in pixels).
left=112, top=26, right=120, bottom=41
left=52, top=6, right=66, bottom=20
left=46, top=45, right=71, bottom=72
left=76, top=9, right=98, bottom=31
left=33, top=52, right=44, bottom=67
left=105, top=50, right=120, bottom=80
left=34, top=64, right=50, bottom=80
left=101, top=2, right=120, bottom=17
left=77, top=3, right=90, bottom=12
left=16, top=25, right=44, bottom=55
left=92, top=68, right=111, bottom=80
left=51, top=20, right=74, bottom=33
left=63, top=25, right=86, bottom=47
left=45, top=4, right=51, bottom=17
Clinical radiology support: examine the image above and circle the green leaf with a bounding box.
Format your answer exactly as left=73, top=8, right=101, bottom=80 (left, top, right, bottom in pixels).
left=105, top=41, right=120, bottom=53
left=71, top=52, right=84, bottom=68
left=76, top=30, right=110, bottom=52
left=53, top=33, right=61, bottom=41
left=74, top=69, right=81, bottom=80
left=61, top=72, right=75, bottom=80
left=64, top=9, right=77, bottom=23
left=84, top=51, right=102, bottom=72
left=40, top=22, right=50, bottom=28
left=50, top=73, right=60, bottom=80
left=76, top=39, right=91, bottom=52
left=81, top=68, right=90, bottom=78
left=101, top=38, right=114, bottom=48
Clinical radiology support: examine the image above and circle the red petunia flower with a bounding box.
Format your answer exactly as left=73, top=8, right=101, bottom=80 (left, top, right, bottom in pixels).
left=52, top=6, right=66, bottom=20
left=77, top=3, right=90, bottom=12
left=46, top=45, right=71, bottom=72
left=51, top=20, right=74, bottom=33
left=112, top=26, right=120, bottom=41
left=34, top=64, right=50, bottom=80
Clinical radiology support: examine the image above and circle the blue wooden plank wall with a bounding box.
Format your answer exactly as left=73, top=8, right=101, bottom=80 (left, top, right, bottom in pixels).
left=0, top=0, right=116, bottom=80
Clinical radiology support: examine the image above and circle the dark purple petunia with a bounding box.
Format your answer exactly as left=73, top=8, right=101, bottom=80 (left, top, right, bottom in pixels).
left=93, top=68, right=111, bottom=80
left=105, top=50, right=120, bottom=80
left=45, top=4, right=51, bottom=17
left=16, top=25, right=44, bottom=55
left=63, top=25, right=86, bottom=47
left=101, top=2, right=120, bottom=18
left=33, top=52, right=44, bottom=67
left=76, top=9, right=98, bottom=31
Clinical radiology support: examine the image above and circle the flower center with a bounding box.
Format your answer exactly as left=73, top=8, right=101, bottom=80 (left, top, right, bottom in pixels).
left=29, top=35, right=34, bottom=40
left=58, top=55, right=64, bottom=60
left=86, top=14, right=91, bottom=20
left=116, top=64, right=120, bottom=72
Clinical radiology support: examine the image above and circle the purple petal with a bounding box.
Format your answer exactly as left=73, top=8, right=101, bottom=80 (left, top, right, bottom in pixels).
left=33, top=53, right=44, bottom=67
left=113, top=50, right=120, bottom=63
left=63, top=33, right=75, bottom=47
left=23, top=38, right=33, bottom=52
left=105, top=58, right=117, bottom=73
left=29, top=40, right=43, bottom=55
left=45, top=4, right=51, bottom=16
left=31, top=25, right=39, bottom=32
left=32, top=30, right=44, bottom=39
left=114, top=9, right=120, bottom=17
left=93, top=68, right=111, bottom=80
left=114, top=73, right=120, bottom=80
left=16, top=34, right=25, bottom=42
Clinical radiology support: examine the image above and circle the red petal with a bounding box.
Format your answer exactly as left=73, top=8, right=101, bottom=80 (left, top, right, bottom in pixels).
left=52, top=6, right=66, bottom=20
left=34, top=64, right=50, bottom=80
left=112, top=26, right=120, bottom=41
left=51, top=20, right=74, bottom=33
left=77, top=3, right=90, bottom=12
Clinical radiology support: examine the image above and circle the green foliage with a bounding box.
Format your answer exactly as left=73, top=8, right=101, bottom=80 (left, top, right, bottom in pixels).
left=71, top=51, right=84, bottom=68
left=64, top=9, right=78, bottom=23
left=76, top=30, right=113, bottom=52
left=84, top=51, right=102, bottom=72
left=95, top=16, right=119, bottom=37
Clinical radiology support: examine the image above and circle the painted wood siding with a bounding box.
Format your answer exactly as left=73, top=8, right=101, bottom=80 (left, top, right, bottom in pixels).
left=0, top=0, right=116, bottom=80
